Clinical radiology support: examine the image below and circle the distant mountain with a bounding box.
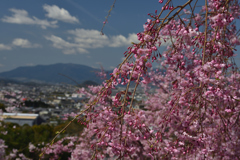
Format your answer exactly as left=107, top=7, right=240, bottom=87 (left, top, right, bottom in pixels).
left=0, top=78, right=23, bottom=85
left=0, top=63, right=107, bottom=85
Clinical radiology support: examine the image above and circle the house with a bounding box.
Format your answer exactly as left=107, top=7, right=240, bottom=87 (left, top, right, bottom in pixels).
left=1, top=113, right=45, bottom=126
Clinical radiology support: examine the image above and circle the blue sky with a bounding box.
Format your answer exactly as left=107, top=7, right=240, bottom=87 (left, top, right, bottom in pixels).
left=0, top=0, right=239, bottom=73
left=0, top=0, right=164, bottom=72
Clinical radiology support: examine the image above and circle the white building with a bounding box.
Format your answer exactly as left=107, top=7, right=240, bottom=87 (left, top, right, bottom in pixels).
left=1, top=113, right=45, bottom=126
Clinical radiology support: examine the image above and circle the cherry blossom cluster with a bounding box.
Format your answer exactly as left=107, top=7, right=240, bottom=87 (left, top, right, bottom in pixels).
left=62, top=0, right=240, bottom=159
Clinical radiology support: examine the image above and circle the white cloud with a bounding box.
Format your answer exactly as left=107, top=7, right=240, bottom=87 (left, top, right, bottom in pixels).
left=12, top=38, right=41, bottom=48
left=45, top=35, right=76, bottom=49
left=45, top=35, right=88, bottom=54
left=68, top=29, right=139, bottom=48
left=0, top=44, right=11, bottom=50
left=68, top=29, right=109, bottom=48
left=76, top=48, right=89, bottom=53
left=109, top=33, right=138, bottom=47
left=45, top=28, right=139, bottom=54
left=2, top=8, right=58, bottom=29
left=0, top=38, right=40, bottom=51
left=43, top=4, right=79, bottom=23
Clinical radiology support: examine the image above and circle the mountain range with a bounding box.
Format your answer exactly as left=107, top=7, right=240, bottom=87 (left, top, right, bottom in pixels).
left=0, top=63, right=109, bottom=85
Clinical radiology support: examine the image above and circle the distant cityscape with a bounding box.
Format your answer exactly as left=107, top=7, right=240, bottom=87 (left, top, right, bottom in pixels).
left=0, top=79, right=147, bottom=126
